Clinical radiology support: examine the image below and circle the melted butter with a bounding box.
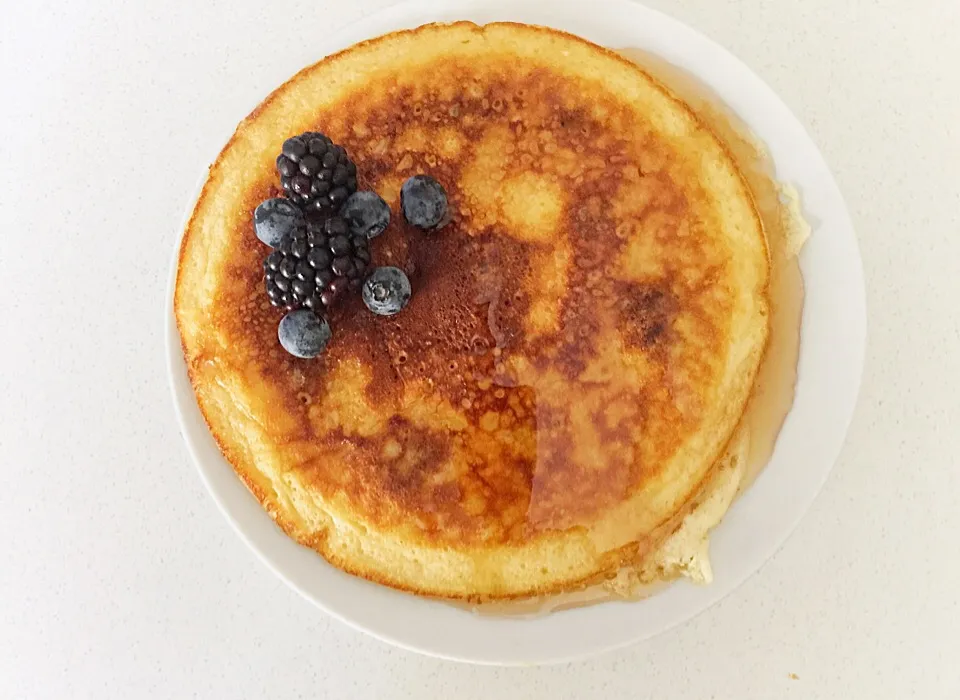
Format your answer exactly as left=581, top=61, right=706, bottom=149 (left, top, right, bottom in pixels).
left=457, top=47, right=809, bottom=616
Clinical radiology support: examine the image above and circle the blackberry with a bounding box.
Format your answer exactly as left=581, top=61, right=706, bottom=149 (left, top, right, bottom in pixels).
left=263, top=214, right=370, bottom=312
left=276, top=131, right=358, bottom=216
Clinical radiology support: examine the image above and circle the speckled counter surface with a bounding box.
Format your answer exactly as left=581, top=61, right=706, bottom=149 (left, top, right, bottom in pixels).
left=1, top=1, right=958, bottom=697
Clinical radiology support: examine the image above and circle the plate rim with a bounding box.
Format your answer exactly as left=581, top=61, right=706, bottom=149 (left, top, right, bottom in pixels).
left=166, top=0, right=866, bottom=666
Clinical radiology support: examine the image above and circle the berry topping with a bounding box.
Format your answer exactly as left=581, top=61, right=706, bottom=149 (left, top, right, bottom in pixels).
left=400, top=175, right=448, bottom=230
left=362, top=267, right=412, bottom=316
left=253, top=198, right=305, bottom=248
left=341, top=191, right=391, bottom=239
left=276, top=131, right=358, bottom=217
left=278, top=309, right=331, bottom=358
left=263, top=214, right=370, bottom=311
left=329, top=234, right=352, bottom=256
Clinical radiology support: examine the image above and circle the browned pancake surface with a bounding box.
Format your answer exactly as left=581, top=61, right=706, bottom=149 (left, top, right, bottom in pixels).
left=176, top=22, right=768, bottom=599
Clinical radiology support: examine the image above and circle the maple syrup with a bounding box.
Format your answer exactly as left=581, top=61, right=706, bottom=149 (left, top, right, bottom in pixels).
left=460, top=47, right=808, bottom=616
left=617, top=47, right=808, bottom=489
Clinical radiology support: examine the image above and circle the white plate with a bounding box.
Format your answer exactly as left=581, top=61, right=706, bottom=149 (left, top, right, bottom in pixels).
left=166, top=0, right=866, bottom=665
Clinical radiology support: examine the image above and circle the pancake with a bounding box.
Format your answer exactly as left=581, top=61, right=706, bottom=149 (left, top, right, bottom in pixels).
left=175, top=21, right=770, bottom=601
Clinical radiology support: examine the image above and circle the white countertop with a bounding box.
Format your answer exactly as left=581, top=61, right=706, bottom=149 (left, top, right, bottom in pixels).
left=2, top=0, right=958, bottom=697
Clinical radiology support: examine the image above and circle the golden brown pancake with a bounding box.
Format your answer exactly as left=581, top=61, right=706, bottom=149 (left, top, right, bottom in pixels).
left=175, top=21, right=769, bottom=600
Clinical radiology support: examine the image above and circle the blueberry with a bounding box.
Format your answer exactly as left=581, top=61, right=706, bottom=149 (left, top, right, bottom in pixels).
left=278, top=309, right=331, bottom=359
left=400, top=175, right=448, bottom=230
left=362, top=267, right=411, bottom=316
left=342, top=191, right=390, bottom=239
left=254, top=198, right=305, bottom=248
